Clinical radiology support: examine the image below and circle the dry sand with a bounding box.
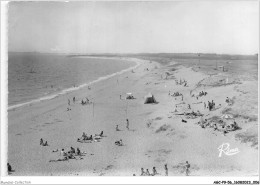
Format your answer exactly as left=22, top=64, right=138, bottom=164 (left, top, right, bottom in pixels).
left=7, top=57, right=258, bottom=176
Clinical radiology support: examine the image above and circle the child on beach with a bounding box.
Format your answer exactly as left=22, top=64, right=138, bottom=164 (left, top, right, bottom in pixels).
left=40, top=138, right=43, bottom=145
left=164, top=164, right=168, bottom=176
left=116, top=125, right=120, bottom=131
left=126, top=119, right=129, bottom=130
left=146, top=169, right=151, bottom=176
left=185, top=161, right=190, bottom=176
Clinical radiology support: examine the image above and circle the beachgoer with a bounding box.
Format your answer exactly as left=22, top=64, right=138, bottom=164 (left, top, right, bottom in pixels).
left=185, top=161, right=190, bottom=176
left=73, top=97, right=76, bottom=103
left=141, top=168, right=145, bottom=176
left=152, top=167, right=158, bottom=176
left=82, top=132, right=87, bottom=138
left=40, top=138, right=43, bottom=145
left=68, top=151, right=76, bottom=159
left=204, top=102, right=206, bottom=109
left=164, top=164, right=168, bottom=176
left=120, top=95, right=121, bottom=99
left=188, top=104, right=191, bottom=109
left=70, top=147, right=75, bottom=154
left=213, top=124, right=218, bottom=131
left=68, top=99, right=70, bottom=106
left=116, top=125, right=120, bottom=131
left=146, top=169, right=150, bottom=176
left=181, top=95, right=183, bottom=101
left=126, top=119, right=129, bottom=130
left=76, top=148, right=81, bottom=155
left=7, top=163, right=12, bottom=172
left=43, top=141, right=48, bottom=146
left=60, top=149, right=66, bottom=157
left=100, top=131, right=104, bottom=137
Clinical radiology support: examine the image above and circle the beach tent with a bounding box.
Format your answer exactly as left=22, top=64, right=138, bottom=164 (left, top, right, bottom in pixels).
left=221, top=114, right=233, bottom=119
left=144, top=93, right=157, bottom=104
left=126, top=93, right=134, bottom=99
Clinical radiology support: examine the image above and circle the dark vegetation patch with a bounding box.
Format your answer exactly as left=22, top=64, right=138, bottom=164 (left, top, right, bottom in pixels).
left=235, top=132, right=258, bottom=148
left=155, top=124, right=171, bottom=133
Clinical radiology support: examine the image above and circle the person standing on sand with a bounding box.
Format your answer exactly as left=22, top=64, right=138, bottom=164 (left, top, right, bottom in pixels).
left=204, top=102, right=206, bottom=109
left=116, top=125, right=120, bottom=131
left=152, top=167, right=158, bottom=176
left=141, top=168, right=145, bottom=176
left=164, top=164, right=168, bottom=176
left=40, top=138, right=43, bottom=145
left=73, top=97, right=76, bottom=103
left=146, top=169, right=150, bottom=176
left=68, top=99, right=70, bottom=106
left=185, top=161, right=190, bottom=176
left=7, top=163, right=12, bottom=172
left=126, top=119, right=129, bottom=130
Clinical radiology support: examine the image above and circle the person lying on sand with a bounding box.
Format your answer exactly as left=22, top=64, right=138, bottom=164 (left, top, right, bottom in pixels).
left=182, top=119, right=187, bottom=123
left=52, top=149, right=58, bottom=152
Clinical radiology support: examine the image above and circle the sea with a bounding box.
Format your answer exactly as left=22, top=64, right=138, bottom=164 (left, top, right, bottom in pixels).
left=8, top=52, right=136, bottom=109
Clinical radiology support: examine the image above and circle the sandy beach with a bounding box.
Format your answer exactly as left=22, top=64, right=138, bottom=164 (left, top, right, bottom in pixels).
left=7, top=56, right=258, bottom=176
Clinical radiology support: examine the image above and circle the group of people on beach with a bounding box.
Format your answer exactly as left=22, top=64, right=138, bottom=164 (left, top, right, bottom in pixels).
left=81, top=97, right=90, bottom=105
left=207, top=100, right=216, bottom=111
left=77, top=131, right=104, bottom=142
left=198, top=91, right=207, bottom=97
left=50, top=147, right=86, bottom=162
left=138, top=162, right=190, bottom=176
left=198, top=117, right=239, bottom=135
left=175, top=78, right=187, bottom=86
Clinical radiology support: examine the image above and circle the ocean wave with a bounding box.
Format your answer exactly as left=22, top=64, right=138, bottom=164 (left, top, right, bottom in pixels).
left=8, top=57, right=143, bottom=111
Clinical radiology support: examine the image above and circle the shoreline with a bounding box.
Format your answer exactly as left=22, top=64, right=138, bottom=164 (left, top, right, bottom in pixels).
left=8, top=57, right=145, bottom=111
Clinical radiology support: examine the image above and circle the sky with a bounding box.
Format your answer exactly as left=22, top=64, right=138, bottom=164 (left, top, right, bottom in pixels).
left=8, top=1, right=259, bottom=54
